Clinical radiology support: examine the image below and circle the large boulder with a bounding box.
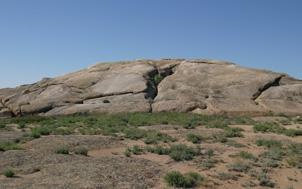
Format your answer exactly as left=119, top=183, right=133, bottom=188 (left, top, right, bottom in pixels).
left=1, top=59, right=301, bottom=117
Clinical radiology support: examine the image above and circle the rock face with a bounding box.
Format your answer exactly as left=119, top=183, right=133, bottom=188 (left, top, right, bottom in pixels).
left=1, top=59, right=302, bottom=117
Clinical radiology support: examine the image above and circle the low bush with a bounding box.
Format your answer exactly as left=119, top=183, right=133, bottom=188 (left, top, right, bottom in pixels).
left=253, top=122, right=302, bottom=137
left=125, top=145, right=145, bottom=155
left=144, top=131, right=176, bottom=144
left=146, top=145, right=170, bottom=155
left=228, top=162, right=251, bottom=173
left=74, top=147, right=88, bottom=156
left=0, top=141, right=21, bottom=151
left=124, top=148, right=131, bottom=157
left=224, top=127, right=243, bottom=138
left=253, top=122, right=283, bottom=133
left=3, top=169, right=15, bottom=178
left=55, top=146, right=70, bottom=154
left=199, top=158, right=218, bottom=170
left=147, top=144, right=200, bottom=161
left=217, top=172, right=238, bottom=181
left=186, top=133, right=202, bottom=144
left=258, top=172, right=275, bottom=187
left=0, top=123, right=6, bottom=129
left=169, top=144, right=200, bottom=161
left=256, top=139, right=282, bottom=148
left=164, top=171, right=203, bottom=188
left=238, top=151, right=256, bottom=160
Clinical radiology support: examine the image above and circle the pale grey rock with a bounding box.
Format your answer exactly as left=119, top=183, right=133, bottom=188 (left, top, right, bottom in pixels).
left=0, top=59, right=301, bottom=117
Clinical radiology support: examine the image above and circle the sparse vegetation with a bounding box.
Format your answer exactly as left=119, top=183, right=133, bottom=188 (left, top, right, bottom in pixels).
left=254, top=122, right=302, bottom=137
left=0, top=113, right=301, bottom=187
left=164, top=171, right=204, bottom=188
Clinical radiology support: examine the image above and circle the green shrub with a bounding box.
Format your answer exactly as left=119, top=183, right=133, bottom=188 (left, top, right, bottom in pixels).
left=256, top=139, right=282, bottom=148
left=3, top=169, right=15, bottom=177
left=0, top=123, right=6, bottom=129
left=206, top=120, right=229, bottom=129
left=74, top=147, right=88, bottom=156
left=283, top=129, right=302, bottom=137
left=286, top=143, right=302, bottom=168
left=238, top=151, right=256, bottom=160
left=228, top=162, right=251, bottom=173
left=164, top=171, right=203, bottom=188
left=146, top=145, right=170, bottom=155
left=262, top=159, right=279, bottom=168
left=184, top=120, right=198, bottom=129
left=30, top=130, right=41, bottom=138
left=131, top=145, right=144, bottom=155
left=124, top=128, right=146, bottom=140
left=224, top=127, right=243, bottom=137
left=258, top=172, right=275, bottom=187
left=225, top=140, right=246, bottom=148
left=204, top=149, right=215, bottom=157
left=147, top=144, right=200, bottom=161
left=200, top=158, right=218, bottom=170
left=231, top=116, right=255, bottom=125
left=17, top=123, right=26, bottom=129
left=153, top=74, right=164, bottom=86
left=217, top=172, right=238, bottom=181
left=253, top=122, right=302, bottom=137
left=186, top=133, right=202, bottom=144
left=55, top=146, right=70, bottom=154
left=261, top=148, right=284, bottom=161
left=144, top=131, right=176, bottom=144
left=124, top=148, right=131, bottom=157
left=53, top=127, right=73, bottom=135
left=0, top=141, right=21, bottom=151
left=169, top=144, right=199, bottom=161
left=31, top=127, right=51, bottom=135
left=253, top=122, right=283, bottom=133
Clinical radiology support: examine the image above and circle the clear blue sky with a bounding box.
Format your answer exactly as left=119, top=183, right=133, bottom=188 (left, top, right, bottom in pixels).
left=0, top=0, right=301, bottom=88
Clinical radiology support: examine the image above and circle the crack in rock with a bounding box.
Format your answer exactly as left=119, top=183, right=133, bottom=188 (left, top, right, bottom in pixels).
left=252, top=75, right=285, bottom=102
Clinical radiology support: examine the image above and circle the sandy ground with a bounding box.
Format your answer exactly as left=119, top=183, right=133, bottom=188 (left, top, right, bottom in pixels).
left=0, top=117, right=301, bottom=189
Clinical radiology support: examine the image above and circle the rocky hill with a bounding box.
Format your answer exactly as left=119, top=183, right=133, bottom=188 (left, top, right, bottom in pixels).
left=1, top=59, right=302, bottom=117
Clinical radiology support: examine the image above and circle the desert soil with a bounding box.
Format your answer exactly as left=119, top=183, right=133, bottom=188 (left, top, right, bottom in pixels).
left=0, top=116, right=301, bottom=189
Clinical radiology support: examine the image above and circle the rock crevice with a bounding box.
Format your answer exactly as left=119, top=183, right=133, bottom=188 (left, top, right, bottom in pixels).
left=252, top=75, right=285, bottom=101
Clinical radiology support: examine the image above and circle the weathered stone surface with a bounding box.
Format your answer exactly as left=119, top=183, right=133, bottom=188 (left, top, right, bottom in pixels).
left=256, top=84, right=302, bottom=114
left=1, top=59, right=302, bottom=117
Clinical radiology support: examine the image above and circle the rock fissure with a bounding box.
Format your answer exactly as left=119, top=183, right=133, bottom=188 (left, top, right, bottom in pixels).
left=83, top=91, right=144, bottom=102
left=0, top=99, right=15, bottom=117
left=252, top=75, right=285, bottom=102
left=144, top=64, right=178, bottom=112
